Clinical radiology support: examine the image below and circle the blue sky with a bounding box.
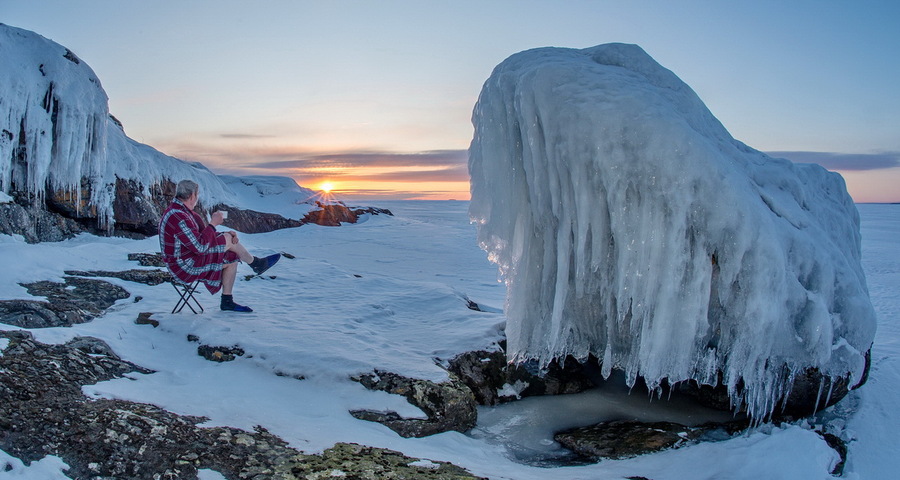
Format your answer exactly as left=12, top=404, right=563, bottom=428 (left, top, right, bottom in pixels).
left=3, top=0, right=899, bottom=201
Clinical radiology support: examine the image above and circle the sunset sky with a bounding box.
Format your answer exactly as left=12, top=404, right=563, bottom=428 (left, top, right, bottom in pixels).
left=3, top=1, right=899, bottom=202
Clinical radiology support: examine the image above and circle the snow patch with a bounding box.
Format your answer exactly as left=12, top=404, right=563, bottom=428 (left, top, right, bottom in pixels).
left=408, top=459, right=440, bottom=469
left=497, top=380, right=529, bottom=399
left=0, top=449, right=72, bottom=479
left=197, top=470, right=227, bottom=480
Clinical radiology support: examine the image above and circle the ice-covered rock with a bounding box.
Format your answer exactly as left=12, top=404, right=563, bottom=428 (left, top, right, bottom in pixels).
left=468, top=43, right=877, bottom=419
left=0, top=24, right=341, bottom=240
left=0, top=23, right=235, bottom=227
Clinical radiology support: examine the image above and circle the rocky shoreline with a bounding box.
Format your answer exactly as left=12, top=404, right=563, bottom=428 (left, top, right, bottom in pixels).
left=0, top=180, right=392, bottom=244
left=0, top=330, right=484, bottom=480
left=0, top=261, right=850, bottom=479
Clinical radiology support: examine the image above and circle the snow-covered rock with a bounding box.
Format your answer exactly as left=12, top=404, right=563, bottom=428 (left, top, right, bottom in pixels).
left=0, top=24, right=322, bottom=238
left=468, top=43, right=877, bottom=419
left=0, top=24, right=234, bottom=224
left=218, top=175, right=318, bottom=221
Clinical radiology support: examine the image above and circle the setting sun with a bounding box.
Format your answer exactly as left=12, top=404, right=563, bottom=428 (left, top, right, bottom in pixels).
left=318, top=182, right=334, bottom=193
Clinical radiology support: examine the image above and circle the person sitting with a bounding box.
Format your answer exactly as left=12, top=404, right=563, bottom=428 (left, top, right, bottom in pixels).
left=158, top=179, right=280, bottom=312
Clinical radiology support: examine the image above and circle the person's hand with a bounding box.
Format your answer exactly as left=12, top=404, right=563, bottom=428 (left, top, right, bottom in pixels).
left=210, top=210, right=224, bottom=226
left=228, top=231, right=239, bottom=243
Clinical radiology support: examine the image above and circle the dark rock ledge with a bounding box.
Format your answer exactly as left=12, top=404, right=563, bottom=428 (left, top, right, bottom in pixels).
left=447, top=348, right=595, bottom=406
left=554, top=420, right=735, bottom=461
left=300, top=202, right=392, bottom=227
left=64, top=268, right=172, bottom=286
left=553, top=418, right=846, bottom=475
left=0, top=277, right=130, bottom=328
left=350, top=370, right=477, bottom=438
left=0, top=330, right=485, bottom=480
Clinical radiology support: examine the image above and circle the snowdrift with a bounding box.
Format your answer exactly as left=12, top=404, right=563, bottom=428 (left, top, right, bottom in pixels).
left=468, top=43, right=876, bottom=419
left=0, top=24, right=315, bottom=230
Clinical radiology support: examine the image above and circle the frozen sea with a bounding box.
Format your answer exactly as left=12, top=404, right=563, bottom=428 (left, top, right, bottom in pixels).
left=1, top=201, right=897, bottom=480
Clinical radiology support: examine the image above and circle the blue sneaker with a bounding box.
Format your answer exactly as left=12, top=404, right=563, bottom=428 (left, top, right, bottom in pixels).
left=250, top=253, right=281, bottom=275
left=221, top=296, right=253, bottom=312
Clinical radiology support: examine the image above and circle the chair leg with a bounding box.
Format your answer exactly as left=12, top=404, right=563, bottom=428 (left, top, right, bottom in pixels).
left=172, top=280, right=204, bottom=314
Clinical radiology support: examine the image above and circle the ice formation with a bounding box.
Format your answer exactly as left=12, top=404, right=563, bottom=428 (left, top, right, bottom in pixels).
left=0, top=24, right=237, bottom=227
left=468, top=43, right=877, bottom=418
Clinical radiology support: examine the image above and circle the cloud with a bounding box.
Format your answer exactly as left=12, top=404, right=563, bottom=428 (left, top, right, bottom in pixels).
left=158, top=140, right=473, bottom=197
left=231, top=149, right=471, bottom=183
left=347, top=164, right=470, bottom=182
left=337, top=186, right=469, bottom=201
left=251, top=150, right=468, bottom=170
left=218, top=133, right=278, bottom=139
left=768, top=151, right=900, bottom=171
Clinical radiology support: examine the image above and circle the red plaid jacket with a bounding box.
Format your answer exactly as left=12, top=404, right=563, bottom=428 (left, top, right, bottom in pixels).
left=158, top=199, right=238, bottom=294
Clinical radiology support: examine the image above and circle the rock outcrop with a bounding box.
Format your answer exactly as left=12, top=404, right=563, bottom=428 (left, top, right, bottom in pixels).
left=674, top=364, right=863, bottom=419
left=351, top=370, right=477, bottom=438
left=0, top=197, right=85, bottom=243
left=211, top=202, right=303, bottom=233
left=0, top=276, right=130, bottom=328
left=65, top=268, right=172, bottom=286
left=447, top=348, right=595, bottom=406
left=552, top=418, right=844, bottom=474
left=0, top=179, right=392, bottom=243
left=554, top=420, right=704, bottom=461
left=301, top=202, right=393, bottom=227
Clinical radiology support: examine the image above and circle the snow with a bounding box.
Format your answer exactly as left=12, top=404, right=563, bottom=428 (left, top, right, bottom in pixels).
left=217, top=175, right=319, bottom=220
left=468, top=43, right=877, bottom=420
left=1, top=201, right=898, bottom=479
left=197, top=470, right=227, bottom=480
left=837, top=204, right=900, bottom=478
left=408, top=459, right=441, bottom=469
left=0, top=450, right=70, bottom=479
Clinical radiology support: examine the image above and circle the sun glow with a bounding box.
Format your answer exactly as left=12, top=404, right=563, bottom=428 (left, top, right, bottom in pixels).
left=319, top=182, right=335, bottom=193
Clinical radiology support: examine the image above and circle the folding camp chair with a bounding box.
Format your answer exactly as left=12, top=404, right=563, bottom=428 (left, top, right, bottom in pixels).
left=171, top=279, right=204, bottom=314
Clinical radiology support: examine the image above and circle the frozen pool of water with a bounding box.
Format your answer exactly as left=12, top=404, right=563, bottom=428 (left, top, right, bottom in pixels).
left=469, top=374, right=741, bottom=466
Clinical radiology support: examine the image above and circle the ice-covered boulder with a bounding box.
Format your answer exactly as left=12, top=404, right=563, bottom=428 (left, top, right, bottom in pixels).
left=0, top=24, right=327, bottom=239
left=468, top=43, right=876, bottom=419
left=0, top=24, right=234, bottom=228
